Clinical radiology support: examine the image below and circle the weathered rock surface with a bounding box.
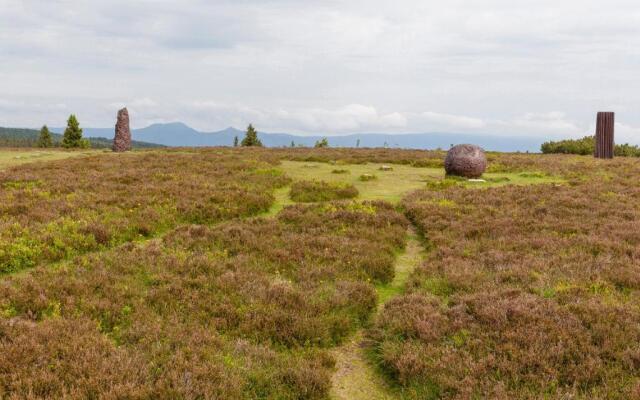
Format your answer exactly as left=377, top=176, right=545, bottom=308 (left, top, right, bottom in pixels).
left=444, top=144, right=487, bottom=178
left=113, top=108, right=131, bottom=152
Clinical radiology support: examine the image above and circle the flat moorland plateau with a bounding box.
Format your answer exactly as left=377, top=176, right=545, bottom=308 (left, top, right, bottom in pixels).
left=1, top=147, right=639, bottom=399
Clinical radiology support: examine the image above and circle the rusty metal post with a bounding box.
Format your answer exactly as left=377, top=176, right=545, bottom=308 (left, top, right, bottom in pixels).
left=594, top=112, right=615, bottom=159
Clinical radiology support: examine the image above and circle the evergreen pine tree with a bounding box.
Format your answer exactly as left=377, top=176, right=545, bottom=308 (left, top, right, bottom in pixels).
left=62, top=115, right=85, bottom=148
left=233, top=136, right=239, bottom=147
left=290, top=140, right=295, bottom=148
left=314, top=137, right=329, bottom=148
left=37, top=125, right=53, bottom=148
left=241, top=124, right=262, bottom=147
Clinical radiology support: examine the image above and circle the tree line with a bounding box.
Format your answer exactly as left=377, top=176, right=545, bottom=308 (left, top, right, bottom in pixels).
left=42, top=115, right=90, bottom=148
left=1, top=115, right=162, bottom=149
left=541, top=136, right=640, bottom=157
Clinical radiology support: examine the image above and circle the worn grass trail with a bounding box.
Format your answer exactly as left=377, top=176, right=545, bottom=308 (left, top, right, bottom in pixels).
left=330, top=227, right=424, bottom=400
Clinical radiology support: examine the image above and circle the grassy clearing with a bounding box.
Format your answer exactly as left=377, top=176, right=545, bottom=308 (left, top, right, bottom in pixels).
left=279, top=160, right=562, bottom=203
left=0, top=149, right=102, bottom=170
left=279, top=161, right=440, bottom=203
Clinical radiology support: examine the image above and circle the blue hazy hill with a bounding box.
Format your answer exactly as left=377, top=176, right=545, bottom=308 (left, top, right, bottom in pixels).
left=54, top=122, right=544, bottom=152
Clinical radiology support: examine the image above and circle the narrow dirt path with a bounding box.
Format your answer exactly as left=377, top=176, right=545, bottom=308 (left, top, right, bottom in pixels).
left=330, top=226, right=424, bottom=400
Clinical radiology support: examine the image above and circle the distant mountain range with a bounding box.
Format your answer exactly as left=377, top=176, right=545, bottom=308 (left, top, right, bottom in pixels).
left=52, top=122, right=544, bottom=152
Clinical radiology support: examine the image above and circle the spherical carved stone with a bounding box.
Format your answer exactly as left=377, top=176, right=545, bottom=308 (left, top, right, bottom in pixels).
left=113, top=108, right=132, bottom=152
left=444, top=144, right=487, bottom=178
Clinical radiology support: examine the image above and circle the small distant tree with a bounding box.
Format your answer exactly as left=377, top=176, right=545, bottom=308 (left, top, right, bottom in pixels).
left=233, top=136, right=239, bottom=147
left=241, top=124, right=263, bottom=147
left=314, top=137, right=329, bottom=148
left=356, top=138, right=360, bottom=148
left=62, top=114, right=89, bottom=148
left=37, top=125, right=53, bottom=148
left=290, top=140, right=295, bottom=148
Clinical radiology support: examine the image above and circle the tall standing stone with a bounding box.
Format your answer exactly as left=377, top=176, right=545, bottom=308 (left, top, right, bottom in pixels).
left=594, top=112, right=614, bottom=159
left=113, top=108, right=132, bottom=152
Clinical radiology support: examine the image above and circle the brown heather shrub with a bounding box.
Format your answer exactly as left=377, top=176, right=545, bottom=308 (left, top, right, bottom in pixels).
left=3, top=147, right=630, bottom=399
left=0, top=200, right=406, bottom=398
left=369, top=156, right=640, bottom=399
left=289, top=180, right=359, bottom=202
left=262, top=147, right=447, bottom=167
left=0, top=318, right=161, bottom=399
left=0, top=150, right=288, bottom=273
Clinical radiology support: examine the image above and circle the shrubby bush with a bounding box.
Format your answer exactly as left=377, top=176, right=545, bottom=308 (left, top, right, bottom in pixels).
left=358, top=173, right=377, bottom=182
left=541, top=136, right=640, bottom=157
left=289, top=180, right=358, bottom=202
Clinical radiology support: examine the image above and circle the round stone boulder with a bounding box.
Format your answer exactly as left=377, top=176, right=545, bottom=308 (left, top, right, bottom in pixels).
left=444, top=144, right=487, bottom=178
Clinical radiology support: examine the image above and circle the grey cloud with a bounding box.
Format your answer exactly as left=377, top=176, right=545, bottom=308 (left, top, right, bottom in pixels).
left=0, top=0, right=638, bottom=140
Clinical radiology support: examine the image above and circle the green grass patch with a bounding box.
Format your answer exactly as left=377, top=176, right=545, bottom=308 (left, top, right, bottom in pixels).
left=278, top=161, right=564, bottom=204
left=0, top=149, right=102, bottom=170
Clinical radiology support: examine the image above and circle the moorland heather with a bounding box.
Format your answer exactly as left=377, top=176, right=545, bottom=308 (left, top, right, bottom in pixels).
left=370, top=157, right=640, bottom=399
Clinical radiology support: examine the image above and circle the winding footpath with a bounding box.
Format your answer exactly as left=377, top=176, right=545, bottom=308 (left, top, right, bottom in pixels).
left=330, top=226, right=425, bottom=400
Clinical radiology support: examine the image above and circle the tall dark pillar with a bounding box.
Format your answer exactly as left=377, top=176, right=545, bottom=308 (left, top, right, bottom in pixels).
left=594, top=112, right=614, bottom=159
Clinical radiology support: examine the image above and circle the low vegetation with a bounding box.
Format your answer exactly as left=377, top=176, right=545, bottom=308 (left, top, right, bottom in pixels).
left=0, top=149, right=100, bottom=170
left=359, top=173, right=377, bottom=182
left=289, top=180, right=359, bottom=202
left=0, top=151, right=287, bottom=274
left=0, top=201, right=407, bottom=398
left=1, top=147, right=638, bottom=399
left=370, top=156, right=640, bottom=399
left=541, top=135, right=640, bottom=157
left=267, top=147, right=446, bottom=167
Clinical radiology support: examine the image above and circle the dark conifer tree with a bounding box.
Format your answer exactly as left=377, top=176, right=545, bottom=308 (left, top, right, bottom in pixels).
left=38, top=125, right=53, bottom=148
left=62, top=115, right=87, bottom=148
left=241, top=124, right=262, bottom=147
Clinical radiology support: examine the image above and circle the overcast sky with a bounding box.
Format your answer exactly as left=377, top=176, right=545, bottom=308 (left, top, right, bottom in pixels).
left=1, top=0, right=639, bottom=141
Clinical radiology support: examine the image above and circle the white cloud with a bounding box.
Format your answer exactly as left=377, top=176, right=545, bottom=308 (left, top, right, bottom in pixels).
left=509, top=112, right=583, bottom=136
left=185, top=102, right=407, bottom=134
left=615, top=123, right=640, bottom=144
left=419, top=112, right=486, bottom=130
